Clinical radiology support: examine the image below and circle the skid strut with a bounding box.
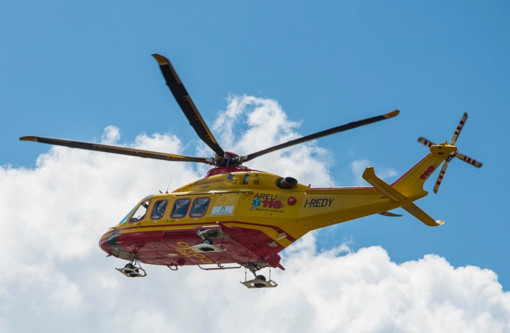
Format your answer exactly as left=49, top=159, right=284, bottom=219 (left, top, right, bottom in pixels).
left=191, top=226, right=227, bottom=253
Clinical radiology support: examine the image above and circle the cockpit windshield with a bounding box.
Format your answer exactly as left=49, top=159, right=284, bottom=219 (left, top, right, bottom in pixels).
left=119, top=208, right=134, bottom=224
left=130, top=200, right=149, bottom=222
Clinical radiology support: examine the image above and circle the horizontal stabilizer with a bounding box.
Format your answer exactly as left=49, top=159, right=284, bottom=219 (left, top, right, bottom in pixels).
left=379, top=211, right=403, bottom=217
left=401, top=203, right=444, bottom=226
left=362, top=167, right=444, bottom=227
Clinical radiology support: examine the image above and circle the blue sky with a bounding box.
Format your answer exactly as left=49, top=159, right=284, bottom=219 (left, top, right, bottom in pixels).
left=2, top=1, right=510, bottom=332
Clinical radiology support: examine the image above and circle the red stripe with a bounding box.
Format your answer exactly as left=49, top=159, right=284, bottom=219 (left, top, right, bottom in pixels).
left=117, top=220, right=296, bottom=242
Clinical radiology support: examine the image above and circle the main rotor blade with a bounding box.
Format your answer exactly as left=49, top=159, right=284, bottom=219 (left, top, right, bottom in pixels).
left=241, top=110, right=400, bottom=163
left=20, top=136, right=213, bottom=164
left=152, top=54, right=225, bottom=157
left=455, top=152, right=483, bottom=168
left=451, top=112, right=468, bottom=145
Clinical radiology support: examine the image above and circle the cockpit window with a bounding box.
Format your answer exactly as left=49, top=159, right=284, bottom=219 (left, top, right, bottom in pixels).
left=130, top=200, right=149, bottom=222
left=151, top=200, right=167, bottom=220
left=171, top=199, right=191, bottom=218
left=190, top=197, right=210, bottom=217
left=119, top=207, right=135, bottom=224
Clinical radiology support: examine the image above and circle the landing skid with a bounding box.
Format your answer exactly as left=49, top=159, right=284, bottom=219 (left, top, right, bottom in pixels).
left=241, top=275, right=278, bottom=288
left=241, top=263, right=278, bottom=289
left=116, top=261, right=147, bottom=278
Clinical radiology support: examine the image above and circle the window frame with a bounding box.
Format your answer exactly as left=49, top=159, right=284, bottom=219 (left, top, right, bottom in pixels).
left=129, top=200, right=150, bottom=223
left=189, top=197, right=210, bottom=218
left=150, top=199, right=168, bottom=220
left=170, top=198, right=191, bottom=219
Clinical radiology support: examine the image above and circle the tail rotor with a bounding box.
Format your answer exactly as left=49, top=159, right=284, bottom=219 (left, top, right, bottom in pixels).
left=418, top=112, right=483, bottom=193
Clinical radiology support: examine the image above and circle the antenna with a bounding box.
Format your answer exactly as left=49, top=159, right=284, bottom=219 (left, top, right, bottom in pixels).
left=165, top=178, right=173, bottom=194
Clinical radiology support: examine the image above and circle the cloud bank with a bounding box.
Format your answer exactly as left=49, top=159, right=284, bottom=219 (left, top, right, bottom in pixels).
left=2, top=95, right=509, bottom=332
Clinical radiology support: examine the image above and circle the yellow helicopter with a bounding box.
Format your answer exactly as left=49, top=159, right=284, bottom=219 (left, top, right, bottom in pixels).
left=20, top=54, right=482, bottom=288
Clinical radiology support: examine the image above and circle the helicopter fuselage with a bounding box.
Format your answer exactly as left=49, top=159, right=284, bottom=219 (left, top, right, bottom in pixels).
left=99, top=143, right=454, bottom=272
left=20, top=53, right=482, bottom=286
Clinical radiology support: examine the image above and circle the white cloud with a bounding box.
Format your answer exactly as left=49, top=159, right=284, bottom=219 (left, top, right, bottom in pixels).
left=350, top=159, right=398, bottom=186
left=1, top=95, right=509, bottom=332
left=350, top=159, right=371, bottom=186
left=213, top=95, right=333, bottom=187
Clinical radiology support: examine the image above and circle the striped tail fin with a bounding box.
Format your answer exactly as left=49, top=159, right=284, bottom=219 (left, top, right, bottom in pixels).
left=392, top=144, right=457, bottom=200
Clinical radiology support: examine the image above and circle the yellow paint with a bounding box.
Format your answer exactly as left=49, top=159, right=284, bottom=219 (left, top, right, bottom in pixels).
left=107, top=143, right=457, bottom=250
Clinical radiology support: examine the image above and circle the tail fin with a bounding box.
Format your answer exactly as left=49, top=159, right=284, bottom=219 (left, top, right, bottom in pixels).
left=392, top=143, right=457, bottom=199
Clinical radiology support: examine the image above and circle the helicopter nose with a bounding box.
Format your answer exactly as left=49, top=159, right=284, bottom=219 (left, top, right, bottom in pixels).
left=99, top=228, right=119, bottom=255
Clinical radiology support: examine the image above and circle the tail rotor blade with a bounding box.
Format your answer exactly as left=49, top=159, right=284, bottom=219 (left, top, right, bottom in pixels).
left=433, top=162, right=449, bottom=193
left=418, top=112, right=482, bottom=193
left=451, top=112, right=468, bottom=145
left=418, top=137, right=436, bottom=148
left=455, top=152, right=483, bottom=168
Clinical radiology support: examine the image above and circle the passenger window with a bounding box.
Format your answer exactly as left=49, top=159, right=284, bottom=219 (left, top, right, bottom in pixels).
left=151, top=200, right=167, bottom=220
left=190, top=197, right=210, bottom=217
left=130, top=200, right=149, bottom=222
left=171, top=199, right=191, bottom=218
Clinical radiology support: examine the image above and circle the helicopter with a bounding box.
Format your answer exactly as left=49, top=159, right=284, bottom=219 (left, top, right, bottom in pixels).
left=20, top=54, right=483, bottom=288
